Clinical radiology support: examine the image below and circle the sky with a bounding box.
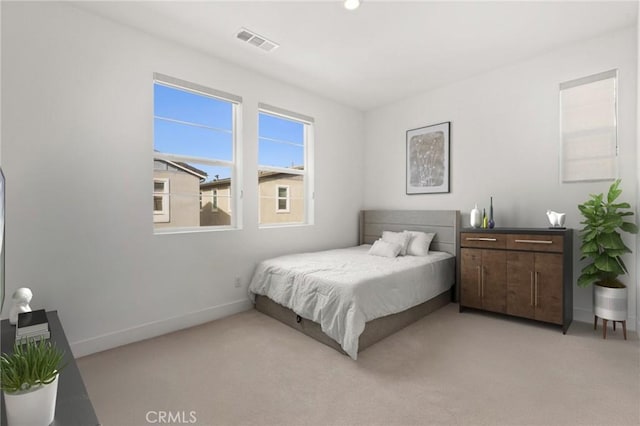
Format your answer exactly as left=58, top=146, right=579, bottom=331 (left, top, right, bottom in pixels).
left=154, top=83, right=304, bottom=182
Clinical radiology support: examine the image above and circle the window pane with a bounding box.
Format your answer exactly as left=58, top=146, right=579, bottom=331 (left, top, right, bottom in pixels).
left=259, top=113, right=304, bottom=168
left=259, top=113, right=304, bottom=142
left=259, top=173, right=304, bottom=225
left=258, top=109, right=310, bottom=226
left=153, top=77, right=236, bottom=231
left=154, top=119, right=232, bottom=161
left=153, top=160, right=232, bottom=229
left=212, top=190, right=218, bottom=210
left=154, top=196, right=163, bottom=212
left=258, top=139, right=303, bottom=168
left=154, top=83, right=232, bottom=130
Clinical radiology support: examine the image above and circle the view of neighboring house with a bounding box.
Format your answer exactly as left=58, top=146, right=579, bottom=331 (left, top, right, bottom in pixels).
left=200, top=177, right=232, bottom=226
left=153, top=159, right=207, bottom=229
left=155, top=159, right=304, bottom=228
left=200, top=168, right=304, bottom=226
left=257, top=170, right=304, bottom=225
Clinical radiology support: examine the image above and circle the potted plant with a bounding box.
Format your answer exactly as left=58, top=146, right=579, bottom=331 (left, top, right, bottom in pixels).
left=578, top=179, right=638, bottom=337
left=1, top=338, right=65, bottom=426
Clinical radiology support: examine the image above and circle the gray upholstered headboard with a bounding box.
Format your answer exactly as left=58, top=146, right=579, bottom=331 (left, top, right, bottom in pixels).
left=358, top=210, right=460, bottom=256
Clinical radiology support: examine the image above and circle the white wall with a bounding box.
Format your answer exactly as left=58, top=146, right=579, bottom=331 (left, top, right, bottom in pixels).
left=0, top=1, right=2, bottom=166
left=364, top=27, right=638, bottom=330
left=1, top=2, right=364, bottom=356
left=637, top=6, right=640, bottom=333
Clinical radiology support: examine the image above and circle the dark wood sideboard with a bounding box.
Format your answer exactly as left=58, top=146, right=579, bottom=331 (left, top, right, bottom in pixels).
left=1, top=311, right=100, bottom=426
left=458, top=228, right=573, bottom=333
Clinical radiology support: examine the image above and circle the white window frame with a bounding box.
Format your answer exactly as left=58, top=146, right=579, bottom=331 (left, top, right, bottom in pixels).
left=559, top=69, right=618, bottom=183
left=276, top=185, right=290, bottom=213
left=258, top=104, right=314, bottom=227
left=153, top=73, right=242, bottom=233
left=153, top=178, right=170, bottom=223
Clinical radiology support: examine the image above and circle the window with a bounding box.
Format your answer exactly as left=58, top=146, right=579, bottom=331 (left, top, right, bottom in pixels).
left=199, top=189, right=217, bottom=212
left=258, top=104, right=313, bottom=226
left=560, top=70, right=617, bottom=182
left=276, top=185, right=290, bottom=212
left=153, top=73, right=241, bottom=232
left=153, top=179, right=169, bottom=223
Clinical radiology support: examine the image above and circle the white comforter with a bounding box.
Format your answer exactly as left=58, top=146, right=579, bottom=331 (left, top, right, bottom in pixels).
left=249, top=245, right=455, bottom=359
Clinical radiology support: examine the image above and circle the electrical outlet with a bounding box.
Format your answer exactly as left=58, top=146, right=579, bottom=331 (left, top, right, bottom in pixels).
left=234, top=277, right=241, bottom=288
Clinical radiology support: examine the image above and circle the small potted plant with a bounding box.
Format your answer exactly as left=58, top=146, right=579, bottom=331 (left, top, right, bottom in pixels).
left=1, top=338, right=65, bottom=426
left=578, top=179, right=638, bottom=337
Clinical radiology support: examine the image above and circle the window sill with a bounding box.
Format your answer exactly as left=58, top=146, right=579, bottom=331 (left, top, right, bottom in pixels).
left=154, top=225, right=239, bottom=235
left=259, top=222, right=310, bottom=230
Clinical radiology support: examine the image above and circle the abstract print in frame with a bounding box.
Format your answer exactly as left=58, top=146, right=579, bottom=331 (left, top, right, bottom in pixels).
left=406, top=121, right=450, bottom=194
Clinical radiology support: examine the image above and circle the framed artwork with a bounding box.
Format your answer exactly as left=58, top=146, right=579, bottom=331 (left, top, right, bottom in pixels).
left=406, top=121, right=450, bottom=194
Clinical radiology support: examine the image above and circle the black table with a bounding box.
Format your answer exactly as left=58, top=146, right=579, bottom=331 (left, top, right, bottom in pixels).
left=1, top=311, right=100, bottom=426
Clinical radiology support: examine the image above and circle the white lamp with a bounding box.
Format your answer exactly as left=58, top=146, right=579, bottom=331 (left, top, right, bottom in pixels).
left=344, top=0, right=361, bottom=11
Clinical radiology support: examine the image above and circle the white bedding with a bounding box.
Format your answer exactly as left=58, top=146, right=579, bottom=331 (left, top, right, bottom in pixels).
left=248, top=244, right=455, bottom=359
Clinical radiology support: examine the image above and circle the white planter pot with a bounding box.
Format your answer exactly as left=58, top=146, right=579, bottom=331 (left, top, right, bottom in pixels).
left=593, top=285, right=628, bottom=321
left=3, top=374, right=58, bottom=426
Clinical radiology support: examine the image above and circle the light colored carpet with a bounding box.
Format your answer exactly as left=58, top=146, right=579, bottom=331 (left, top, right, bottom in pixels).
left=77, top=304, right=640, bottom=426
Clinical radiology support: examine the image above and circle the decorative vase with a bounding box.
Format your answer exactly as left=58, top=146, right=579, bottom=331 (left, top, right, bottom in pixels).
left=593, top=284, right=627, bottom=322
left=4, top=375, right=58, bottom=426
left=488, top=197, right=495, bottom=228
left=482, top=209, right=488, bottom=229
left=470, top=204, right=481, bottom=228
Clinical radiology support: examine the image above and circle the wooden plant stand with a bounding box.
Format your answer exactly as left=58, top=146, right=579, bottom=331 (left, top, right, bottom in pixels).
left=594, top=315, right=627, bottom=340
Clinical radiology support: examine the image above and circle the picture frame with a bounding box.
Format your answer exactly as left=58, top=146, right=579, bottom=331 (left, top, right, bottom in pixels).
left=406, top=121, right=450, bottom=194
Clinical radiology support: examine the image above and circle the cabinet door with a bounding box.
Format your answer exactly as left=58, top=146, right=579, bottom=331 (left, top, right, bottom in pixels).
left=481, top=250, right=507, bottom=313
left=506, top=252, right=535, bottom=320
left=461, top=248, right=482, bottom=309
left=534, top=253, right=563, bottom=324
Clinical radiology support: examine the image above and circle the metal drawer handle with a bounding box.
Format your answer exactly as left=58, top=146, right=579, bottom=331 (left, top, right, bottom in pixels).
left=530, top=271, right=534, bottom=306
left=466, top=237, right=497, bottom=242
left=514, top=239, right=553, bottom=244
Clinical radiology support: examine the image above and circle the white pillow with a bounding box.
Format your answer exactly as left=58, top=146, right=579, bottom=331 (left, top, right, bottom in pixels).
left=381, top=231, right=411, bottom=256
left=368, top=239, right=402, bottom=258
left=404, top=231, right=436, bottom=256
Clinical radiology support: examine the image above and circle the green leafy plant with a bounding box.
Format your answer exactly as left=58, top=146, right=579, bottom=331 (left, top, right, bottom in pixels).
left=0, top=338, right=65, bottom=394
left=578, top=179, right=638, bottom=288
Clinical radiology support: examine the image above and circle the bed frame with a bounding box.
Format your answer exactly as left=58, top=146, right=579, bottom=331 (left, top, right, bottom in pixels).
left=255, top=209, right=461, bottom=356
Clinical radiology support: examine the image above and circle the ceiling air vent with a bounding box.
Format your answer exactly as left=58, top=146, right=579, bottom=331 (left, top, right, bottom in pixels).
left=235, top=27, right=279, bottom=53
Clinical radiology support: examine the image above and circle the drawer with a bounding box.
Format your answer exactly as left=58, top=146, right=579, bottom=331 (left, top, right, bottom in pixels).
left=460, top=232, right=507, bottom=249
left=506, top=234, right=564, bottom=253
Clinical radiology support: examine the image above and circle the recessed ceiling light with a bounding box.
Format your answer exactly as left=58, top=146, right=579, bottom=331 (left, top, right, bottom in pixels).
left=344, top=0, right=361, bottom=11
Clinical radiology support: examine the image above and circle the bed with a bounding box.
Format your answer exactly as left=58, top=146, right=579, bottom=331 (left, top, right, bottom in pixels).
left=249, top=210, right=460, bottom=359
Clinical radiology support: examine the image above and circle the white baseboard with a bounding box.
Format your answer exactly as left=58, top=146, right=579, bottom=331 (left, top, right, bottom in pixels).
left=69, top=302, right=636, bottom=358
left=70, top=299, right=253, bottom=358
left=573, top=307, right=637, bottom=331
